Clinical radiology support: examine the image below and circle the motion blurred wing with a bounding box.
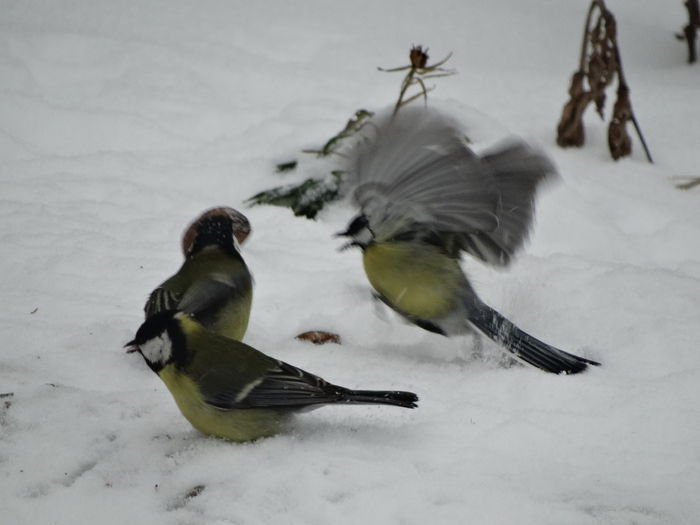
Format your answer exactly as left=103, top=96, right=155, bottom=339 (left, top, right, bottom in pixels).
left=449, top=140, right=557, bottom=265
left=347, top=106, right=557, bottom=265
left=349, top=106, right=500, bottom=241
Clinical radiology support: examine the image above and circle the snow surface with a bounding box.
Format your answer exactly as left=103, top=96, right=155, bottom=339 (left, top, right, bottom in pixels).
left=1, top=1, right=699, bottom=524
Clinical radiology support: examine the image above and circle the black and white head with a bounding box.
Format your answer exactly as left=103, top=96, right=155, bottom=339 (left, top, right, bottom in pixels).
left=181, top=207, right=251, bottom=257
left=336, top=213, right=374, bottom=250
left=125, top=310, right=186, bottom=373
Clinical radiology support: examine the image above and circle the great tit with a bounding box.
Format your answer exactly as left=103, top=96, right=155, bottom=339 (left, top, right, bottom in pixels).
left=338, top=106, right=600, bottom=374
left=126, top=310, right=419, bottom=442
left=144, top=207, right=253, bottom=341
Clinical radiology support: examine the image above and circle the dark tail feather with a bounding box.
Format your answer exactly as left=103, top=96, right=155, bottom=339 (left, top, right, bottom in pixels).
left=467, top=300, right=600, bottom=374
left=340, top=389, right=419, bottom=409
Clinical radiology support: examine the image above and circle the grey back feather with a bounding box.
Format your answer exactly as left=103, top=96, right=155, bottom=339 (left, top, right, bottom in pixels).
left=346, top=106, right=557, bottom=265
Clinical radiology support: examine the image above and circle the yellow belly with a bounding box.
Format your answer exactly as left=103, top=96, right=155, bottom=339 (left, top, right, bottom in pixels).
left=363, top=242, right=461, bottom=320
left=158, top=366, right=286, bottom=442
left=214, top=292, right=252, bottom=341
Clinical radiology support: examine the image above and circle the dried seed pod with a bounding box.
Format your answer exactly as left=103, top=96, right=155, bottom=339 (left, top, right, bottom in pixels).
left=295, top=331, right=342, bottom=345
left=409, top=45, right=429, bottom=68
left=608, top=120, right=631, bottom=160
left=608, top=87, right=633, bottom=160
left=556, top=72, right=592, bottom=147
left=556, top=0, right=652, bottom=163
left=378, top=44, right=455, bottom=114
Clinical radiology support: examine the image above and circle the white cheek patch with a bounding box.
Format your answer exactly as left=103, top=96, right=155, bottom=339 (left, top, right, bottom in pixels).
left=357, top=228, right=374, bottom=246
left=140, top=333, right=173, bottom=367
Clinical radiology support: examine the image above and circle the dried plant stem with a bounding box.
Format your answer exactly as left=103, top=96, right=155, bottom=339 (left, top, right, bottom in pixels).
left=579, top=0, right=599, bottom=69
left=379, top=46, right=455, bottom=116
left=676, top=177, right=700, bottom=190
left=678, top=0, right=700, bottom=63
left=246, top=45, right=456, bottom=220
left=627, top=108, right=653, bottom=163
left=557, top=0, right=652, bottom=163
left=609, top=36, right=653, bottom=163
left=395, top=68, right=414, bottom=113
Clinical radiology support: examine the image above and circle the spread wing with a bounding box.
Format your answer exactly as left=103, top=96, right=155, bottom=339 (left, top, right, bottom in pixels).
left=459, top=142, right=555, bottom=264
left=346, top=106, right=557, bottom=265
left=349, top=106, right=500, bottom=240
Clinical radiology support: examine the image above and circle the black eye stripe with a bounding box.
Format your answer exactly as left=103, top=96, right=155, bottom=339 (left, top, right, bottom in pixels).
left=346, top=214, right=369, bottom=235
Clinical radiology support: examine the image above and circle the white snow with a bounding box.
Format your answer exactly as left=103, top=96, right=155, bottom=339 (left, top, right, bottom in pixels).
left=1, top=1, right=699, bottom=524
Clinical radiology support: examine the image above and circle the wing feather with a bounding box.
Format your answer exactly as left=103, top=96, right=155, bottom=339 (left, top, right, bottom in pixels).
left=195, top=348, right=344, bottom=410
left=346, top=106, right=557, bottom=265
left=178, top=272, right=250, bottom=317
left=144, top=287, right=180, bottom=317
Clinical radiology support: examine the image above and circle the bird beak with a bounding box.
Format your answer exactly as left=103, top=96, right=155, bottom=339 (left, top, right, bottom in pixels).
left=337, top=241, right=357, bottom=252
left=124, top=339, right=139, bottom=353
left=334, top=229, right=355, bottom=251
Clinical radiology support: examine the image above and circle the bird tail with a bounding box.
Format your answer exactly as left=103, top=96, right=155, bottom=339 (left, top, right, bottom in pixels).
left=467, top=299, right=600, bottom=374
left=340, top=389, right=419, bottom=409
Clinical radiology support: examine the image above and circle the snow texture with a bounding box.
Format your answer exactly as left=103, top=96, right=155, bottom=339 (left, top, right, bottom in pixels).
left=1, top=1, right=698, bottom=524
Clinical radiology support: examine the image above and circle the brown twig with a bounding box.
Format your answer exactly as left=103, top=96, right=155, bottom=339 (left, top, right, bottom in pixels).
left=605, top=10, right=653, bottom=162
left=677, top=0, right=700, bottom=63
left=676, top=177, right=700, bottom=190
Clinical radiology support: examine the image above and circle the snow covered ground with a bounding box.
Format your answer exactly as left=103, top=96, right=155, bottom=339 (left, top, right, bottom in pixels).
left=1, top=1, right=699, bottom=523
